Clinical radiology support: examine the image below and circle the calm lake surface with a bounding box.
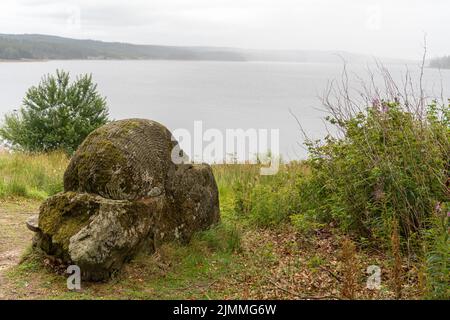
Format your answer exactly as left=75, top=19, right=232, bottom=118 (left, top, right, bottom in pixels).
left=1, top=60, right=449, bottom=160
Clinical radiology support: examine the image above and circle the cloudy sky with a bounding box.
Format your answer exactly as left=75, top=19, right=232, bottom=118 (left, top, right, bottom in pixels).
left=0, top=0, right=448, bottom=60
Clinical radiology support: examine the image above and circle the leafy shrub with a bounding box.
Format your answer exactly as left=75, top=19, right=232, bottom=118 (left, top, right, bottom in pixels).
left=300, top=102, right=450, bottom=244
left=0, top=70, right=109, bottom=154
left=290, top=212, right=324, bottom=234
left=299, top=100, right=449, bottom=244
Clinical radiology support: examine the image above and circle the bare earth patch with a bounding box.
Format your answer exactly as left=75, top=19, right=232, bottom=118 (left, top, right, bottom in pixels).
left=216, top=226, right=423, bottom=299
left=0, top=199, right=40, bottom=299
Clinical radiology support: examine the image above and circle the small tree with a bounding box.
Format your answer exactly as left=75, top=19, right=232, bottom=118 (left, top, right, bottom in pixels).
left=0, top=70, right=109, bottom=154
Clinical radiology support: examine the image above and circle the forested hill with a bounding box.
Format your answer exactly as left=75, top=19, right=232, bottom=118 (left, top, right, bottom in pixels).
left=0, top=33, right=376, bottom=63
left=429, top=56, right=450, bottom=69
left=0, top=34, right=246, bottom=61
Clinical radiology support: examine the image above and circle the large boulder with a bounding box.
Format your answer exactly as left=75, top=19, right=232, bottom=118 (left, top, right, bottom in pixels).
left=64, top=118, right=178, bottom=200
left=29, top=119, right=220, bottom=281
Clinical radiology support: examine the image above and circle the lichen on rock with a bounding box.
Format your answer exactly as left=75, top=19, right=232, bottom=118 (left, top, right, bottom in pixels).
left=64, top=119, right=178, bottom=200
left=30, top=119, right=220, bottom=281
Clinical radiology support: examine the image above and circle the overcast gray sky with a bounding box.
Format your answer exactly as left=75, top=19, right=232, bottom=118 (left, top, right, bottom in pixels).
left=0, top=0, right=448, bottom=60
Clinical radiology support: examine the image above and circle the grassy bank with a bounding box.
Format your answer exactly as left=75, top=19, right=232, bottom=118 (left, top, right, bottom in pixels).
left=0, top=151, right=67, bottom=199
left=0, top=180, right=423, bottom=300
left=0, top=152, right=444, bottom=299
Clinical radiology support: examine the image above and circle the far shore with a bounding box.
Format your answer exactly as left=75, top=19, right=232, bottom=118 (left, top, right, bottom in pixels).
left=0, top=58, right=427, bottom=66
left=0, top=59, right=47, bottom=63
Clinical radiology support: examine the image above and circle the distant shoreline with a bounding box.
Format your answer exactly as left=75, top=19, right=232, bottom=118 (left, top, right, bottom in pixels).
left=0, top=59, right=47, bottom=63
left=0, top=58, right=424, bottom=66
left=1, top=34, right=416, bottom=65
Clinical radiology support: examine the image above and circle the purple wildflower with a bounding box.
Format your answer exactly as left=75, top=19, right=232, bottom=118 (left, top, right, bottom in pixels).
left=435, top=202, right=442, bottom=213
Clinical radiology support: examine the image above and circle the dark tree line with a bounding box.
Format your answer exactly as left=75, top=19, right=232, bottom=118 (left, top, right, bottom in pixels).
left=429, top=55, right=450, bottom=69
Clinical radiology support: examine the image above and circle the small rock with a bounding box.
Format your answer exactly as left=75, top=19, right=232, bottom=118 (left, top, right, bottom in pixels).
left=148, top=187, right=162, bottom=197
left=26, top=214, right=40, bottom=232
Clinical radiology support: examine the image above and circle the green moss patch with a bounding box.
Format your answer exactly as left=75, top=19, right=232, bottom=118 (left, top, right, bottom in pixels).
left=39, top=192, right=100, bottom=251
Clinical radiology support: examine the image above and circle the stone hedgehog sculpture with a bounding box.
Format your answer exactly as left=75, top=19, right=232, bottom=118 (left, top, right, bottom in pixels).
left=27, top=119, right=220, bottom=281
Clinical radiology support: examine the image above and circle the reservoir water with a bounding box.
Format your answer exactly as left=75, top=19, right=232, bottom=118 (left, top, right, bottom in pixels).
left=1, top=60, right=449, bottom=160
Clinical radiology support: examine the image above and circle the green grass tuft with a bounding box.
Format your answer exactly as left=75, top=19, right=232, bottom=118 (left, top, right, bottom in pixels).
left=0, top=151, right=67, bottom=199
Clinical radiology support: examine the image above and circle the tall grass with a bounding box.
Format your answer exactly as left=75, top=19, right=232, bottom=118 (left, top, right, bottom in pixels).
left=0, top=151, right=68, bottom=199
left=214, top=162, right=309, bottom=227
left=423, top=208, right=449, bottom=299
left=212, top=163, right=261, bottom=201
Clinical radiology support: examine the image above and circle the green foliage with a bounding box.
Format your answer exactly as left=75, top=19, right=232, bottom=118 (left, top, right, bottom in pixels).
left=193, top=223, right=242, bottom=253
left=0, top=70, right=109, bottom=154
left=307, top=255, right=325, bottom=270
left=423, top=203, right=449, bottom=299
left=0, top=151, right=67, bottom=199
left=231, top=163, right=306, bottom=227
left=290, top=212, right=324, bottom=234
left=246, top=181, right=298, bottom=227
left=298, top=101, right=449, bottom=245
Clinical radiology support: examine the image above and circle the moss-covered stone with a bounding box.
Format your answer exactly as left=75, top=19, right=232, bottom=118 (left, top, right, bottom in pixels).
left=164, top=164, right=220, bottom=243
left=68, top=196, right=162, bottom=280
left=38, top=192, right=100, bottom=253
left=32, top=118, right=220, bottom=281
left=64, top=119, right=178, bottom=200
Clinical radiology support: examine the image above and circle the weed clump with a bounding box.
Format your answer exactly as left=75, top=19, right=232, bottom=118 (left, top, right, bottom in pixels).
left=340, top=237, right=358, bottom=299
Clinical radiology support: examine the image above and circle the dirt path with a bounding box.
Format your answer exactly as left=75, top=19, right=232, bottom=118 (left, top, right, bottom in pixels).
left=0, top=199, right=39, bottom=299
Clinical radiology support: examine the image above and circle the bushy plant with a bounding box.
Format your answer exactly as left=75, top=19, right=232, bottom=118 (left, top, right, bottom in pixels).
left=292, top=65, right=449, bottom=294
left=423, top=202, right=449, bottom=299
left=0, top=70, right=109, bottom=154
left=299, top=100, right=449, bottom=244
left=300, top=74, right=450, bottom=249
left=246, top=181, right=298, bottom=227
